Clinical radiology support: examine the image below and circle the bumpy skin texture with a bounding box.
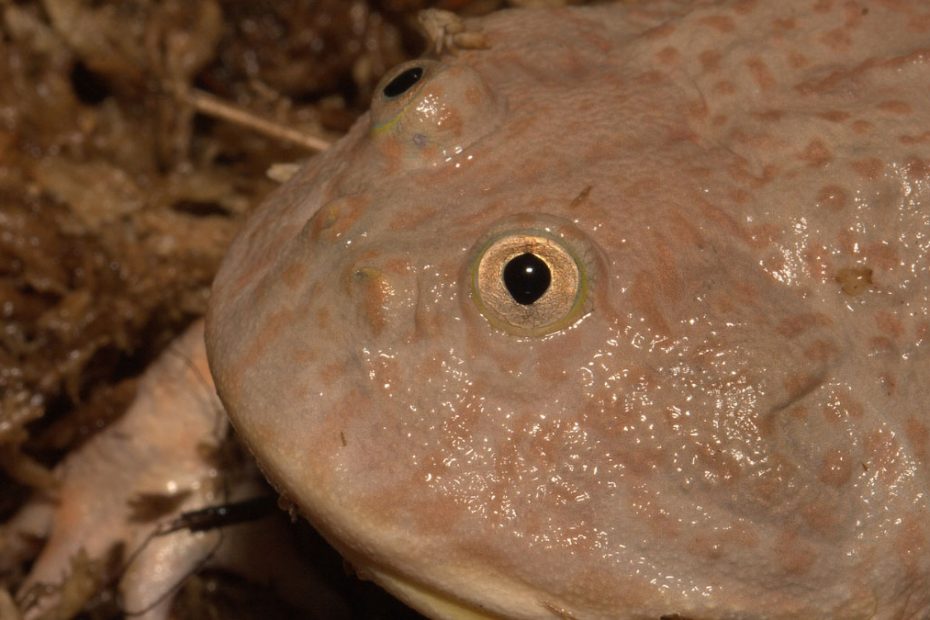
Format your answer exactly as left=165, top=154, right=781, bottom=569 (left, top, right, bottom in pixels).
left=207, top=2, right=930, bottom=618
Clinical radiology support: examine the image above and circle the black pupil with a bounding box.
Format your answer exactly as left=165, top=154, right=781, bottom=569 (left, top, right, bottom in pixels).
left=383, top=67, right=423, bottom=98
left=503, top=253, right=551, bottom=305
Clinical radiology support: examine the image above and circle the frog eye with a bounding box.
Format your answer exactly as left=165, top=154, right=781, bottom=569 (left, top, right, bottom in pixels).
left=470, top=230, right=591, bottom=337
left=370, top=59, right=504, bottom=168
left=381, top=65, right=425, bottom=98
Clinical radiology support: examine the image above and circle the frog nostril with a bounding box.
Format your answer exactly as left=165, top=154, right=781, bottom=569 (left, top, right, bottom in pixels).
left=383, top=66, right=424, bottom=98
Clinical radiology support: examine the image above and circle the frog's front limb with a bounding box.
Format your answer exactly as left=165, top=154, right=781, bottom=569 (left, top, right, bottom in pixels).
left=12, top=321, right=228, bottom=620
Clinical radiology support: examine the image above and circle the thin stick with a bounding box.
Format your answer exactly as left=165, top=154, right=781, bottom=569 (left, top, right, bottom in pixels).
left=179, top=88, right=332, bottom=152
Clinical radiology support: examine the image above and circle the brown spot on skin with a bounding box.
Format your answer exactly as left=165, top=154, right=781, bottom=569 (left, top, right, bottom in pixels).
left=894, top=515, right=927, bottom=575
left=231, top=308, right=295, bottom=383
left=788, top=405, right=808, bottom=420
left=813, top=0, right=835, bottom=12
left=898, top=131, right=930, bottom=144
left=818, top=109, right=852, bottom=122
left=798, top=139, right=833, bottom=166
left=700, top=15, right=736, bottom=32
left=804, top=339, right=838, bottom=362
left=776, top=312, right=832, bottom=338
left=746, top=57, right=776, bottom=90
left=800, top=499, right=842, bottom=535
left=729, top=188, right=751, bottom=204
left=906, top=417, right=929, bottom=461
left=637, top=70, right=665, bottom=85
left=851, top=119, right=875, bottom=134
left=870, top=336, right=897, bottom=356
left=788, top=51, right=810, bottom=68
left=699, top=49, right=721, bottom=72
left=878, top=99, right=913, bottom=114
left=850, top=157, right=884, bottom=179
left=820, top=27, right=852, bottom=50
left=819, top=448, right=853, bottom=487
left=774, top=531, right=816, bottom=575
left=389, top=205, right=439, bottom=231
left=826, top=392, right=865, bottom=420
left=644, top=22, right=676, bottom=40
left=909, top=13, right=930, bottom=32
left=754, top=108, right=784, bottom=122
left=693, top=442, right=742, bottom=485
left=817, top=184, right=849, bottom=211
left=309, top=194, right=370, bottom=242
left=436, top=105, right=463, bottom=137
left=699, top=199, right=749, bottom=243
left=783, top=373, right=821, bottom=401
left=319, top=361, right=345, bottom=385
left=905, top=157, right=930, bottom=180
left=835, top=266, right=873, bottom=295
left=376, top=135, right=406, bottom=175
left=747, top=222, right=780, bottom=248
left=656, top=46, right=680, bottom=64
left=667, top=211, right=706, bottom=247
left=761, top=252, right=787, bottom=280
left=862, top=242, right=899, bottom=270
left=875, top=311, right=905, bottom=339
left=714, top=80, right=736, bottom=95
left=803, top=243, right=833, bottom=281
left=464, top=84, right=484, bottom=105
left=280, top=260, right=308, bottom=290
left=836, top=228, right=858, bottom=255
left=796, top=45, right=930, bottom=96
left=822, top=389, right=864, bottom=423
left=650, top=234, right=686, bottom=299
left=683, top=113, right=713, bottom=136
left=773, top=17, right=797, bottom=30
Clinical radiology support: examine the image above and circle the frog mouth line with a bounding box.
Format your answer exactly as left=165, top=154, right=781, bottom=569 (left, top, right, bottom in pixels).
left=366, top=565, right=499, bottom=620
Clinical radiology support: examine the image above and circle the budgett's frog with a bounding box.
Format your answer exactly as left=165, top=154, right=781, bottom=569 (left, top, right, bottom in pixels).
left=12, top=1, right=930, bottom=618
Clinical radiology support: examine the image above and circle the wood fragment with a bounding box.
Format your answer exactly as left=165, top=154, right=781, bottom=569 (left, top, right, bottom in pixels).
left=178, top=88, right=331, bottom=153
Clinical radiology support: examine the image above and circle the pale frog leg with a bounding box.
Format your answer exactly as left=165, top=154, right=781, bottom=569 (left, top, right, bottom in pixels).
left=15, top=322, right=227, bottom=620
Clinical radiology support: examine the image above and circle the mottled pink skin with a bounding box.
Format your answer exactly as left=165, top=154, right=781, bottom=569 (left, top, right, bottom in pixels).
left=208, top=2, right=930, bottom=618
